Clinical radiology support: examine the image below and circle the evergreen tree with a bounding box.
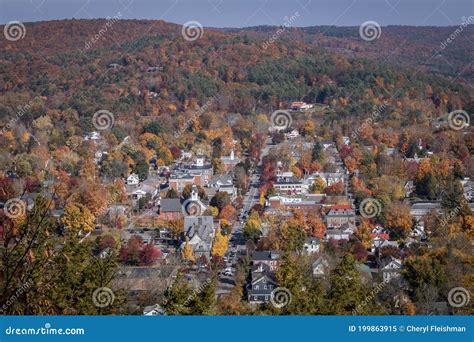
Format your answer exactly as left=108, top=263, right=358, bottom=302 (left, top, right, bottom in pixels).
left=327, top=254, right=369, bottom=314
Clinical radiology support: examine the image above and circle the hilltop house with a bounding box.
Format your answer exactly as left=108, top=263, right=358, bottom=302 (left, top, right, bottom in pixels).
left=290, top=101, right=312, bottom=111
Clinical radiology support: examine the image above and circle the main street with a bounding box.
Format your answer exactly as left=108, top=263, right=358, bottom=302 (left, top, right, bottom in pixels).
left=217, top=138, right=271, bottom=295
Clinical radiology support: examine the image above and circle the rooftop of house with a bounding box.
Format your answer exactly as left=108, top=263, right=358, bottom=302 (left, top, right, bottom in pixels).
left=208, top=174, right=233, bottom=186
left=184, top=216, right=215, bottom=245
left=274, top=176, right=303, bottom=185
left=327, top=205, right=355, bottom=216
left=312, top=256, right=329, bottom=268
left=304, top=237, right=321, bottom=245
left=410, top=202, right=441, bottom=210
left=160, top=198, right=182, bottom=212
left=251, top=250, right=281, bottom=261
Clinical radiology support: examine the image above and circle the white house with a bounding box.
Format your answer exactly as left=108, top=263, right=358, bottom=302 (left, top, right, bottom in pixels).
left=143, top=304, right=165, bottom=316
left=312, top=256, right=329, bottom=277
left=380, top=256, right=402, bottom=283
left=126, top=173, right=140, bottom=186
left=84, top=131, right=100, bottom=141
left=463, top=181, right=474, bottom=202
left=285, top=129, right=300, bottom=140
left=303, top=237, right=320, bottom=254
left=371, top=236, right=398, bottom=254
left=325, top=227, right=351, bottom=241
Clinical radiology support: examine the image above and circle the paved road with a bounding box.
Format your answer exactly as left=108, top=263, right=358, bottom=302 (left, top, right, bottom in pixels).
left=217, top=139, right=270, bottom=294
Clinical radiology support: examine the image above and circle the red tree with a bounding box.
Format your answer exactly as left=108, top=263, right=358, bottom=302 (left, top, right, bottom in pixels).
left=139, top=244, right=162, bottom=265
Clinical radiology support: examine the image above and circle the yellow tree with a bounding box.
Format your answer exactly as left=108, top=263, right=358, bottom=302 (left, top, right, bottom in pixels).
left=61, top=202, right=95, bottom=233
left=243, top=210, right=262, bottom=240
left=181, top=239, right=195, bottom=261
left=311, top=177, right=326, bottom=194
left=384, top=203, right=412, bottom=237
left=211, top=229, right=230, bottom=257
left=357, top=219, right=373, bottom=249
left=204, top=206, right=219, bottom=217
left=166, top=219, right=184, bottom=240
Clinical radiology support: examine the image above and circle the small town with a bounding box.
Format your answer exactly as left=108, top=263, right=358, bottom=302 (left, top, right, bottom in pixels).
left=2, top=97, right=473, bottom=316
left=0, top=2, right=472, bottom=326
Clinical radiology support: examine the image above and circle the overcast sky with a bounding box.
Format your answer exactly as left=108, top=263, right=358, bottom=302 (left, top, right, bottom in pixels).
left=0, top=0, right=473, bottom=27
